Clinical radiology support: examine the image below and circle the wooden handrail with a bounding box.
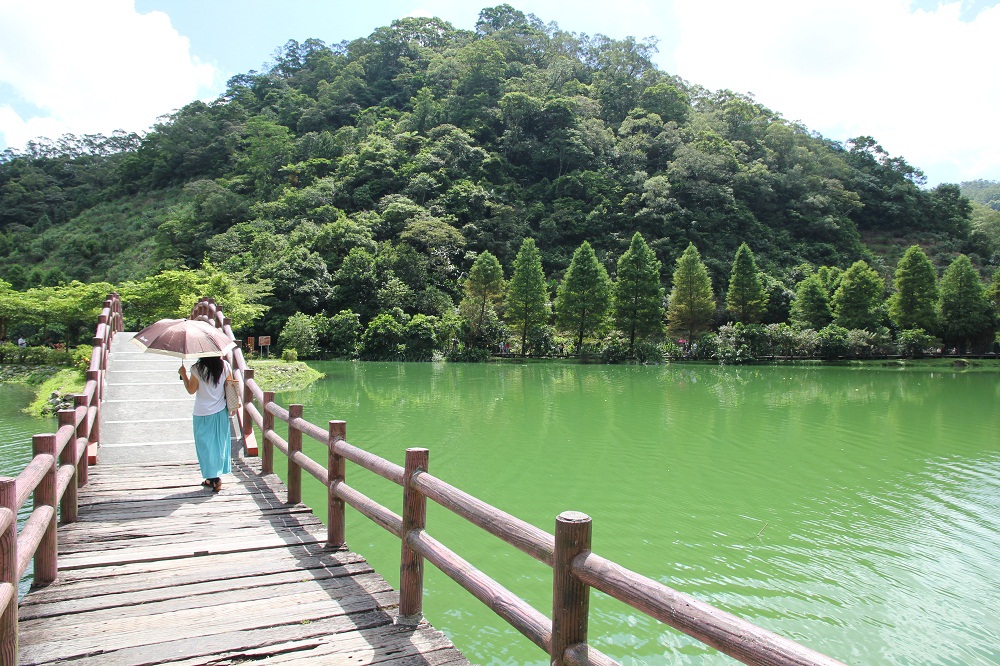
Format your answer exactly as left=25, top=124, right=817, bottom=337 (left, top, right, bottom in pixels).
left=186, top=297, right=850, bottom=664
left=0, top=292, right=121, bottom=659
left=194, top=291, right=847, bottom=666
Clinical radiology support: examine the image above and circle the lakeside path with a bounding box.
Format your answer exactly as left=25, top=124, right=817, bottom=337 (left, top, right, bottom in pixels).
left=16, top=333, right=469, bottom=665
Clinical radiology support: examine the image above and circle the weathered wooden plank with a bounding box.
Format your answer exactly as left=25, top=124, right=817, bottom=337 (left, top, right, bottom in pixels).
left=19, top=572, right=395, bottom=637
left=19, top=548, right=369, bottom=605
left=32, top=609, right=395, bottom=666
left=18, top=456, right=466, bottom=666
left=19, top=589, right=401, bottom=663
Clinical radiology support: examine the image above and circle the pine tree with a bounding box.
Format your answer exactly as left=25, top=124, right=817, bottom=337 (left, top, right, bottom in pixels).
left=725, top=243, right=766, bottom=323
left=463, top=251, right=505, bottom=334
left=504, top=238, right=550, bottom=356
left=888, top=245, right=938, bottom=332
left=938, top=254, right=995, bottom=352
left=667, top=242, right=715, bottom=343
left=832, top=260, right=884, bottom=331
left=556, top=241, right=611, bottom=351
left=612, top=232, right=664, bottom=354
left=790, top=274, right=832, bottom=330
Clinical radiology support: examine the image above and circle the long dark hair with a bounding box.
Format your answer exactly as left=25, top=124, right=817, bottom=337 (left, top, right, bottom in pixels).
left=194, top=356, right=224, bottom=386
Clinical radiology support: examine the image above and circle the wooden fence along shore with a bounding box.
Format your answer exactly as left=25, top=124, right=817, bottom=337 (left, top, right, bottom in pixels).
left=1, top=295, right=849, bottom=665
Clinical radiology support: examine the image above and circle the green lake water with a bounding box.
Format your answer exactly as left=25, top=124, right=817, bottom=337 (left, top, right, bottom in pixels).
left=269, top=361, right=1000, bottom=665
left=3, top=364, right=999, bottom=663
left=0, top=383, right=48, bottom=596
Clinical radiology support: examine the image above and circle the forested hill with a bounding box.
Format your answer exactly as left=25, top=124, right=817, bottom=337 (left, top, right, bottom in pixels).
left=2, top=4, right=999, bottom=336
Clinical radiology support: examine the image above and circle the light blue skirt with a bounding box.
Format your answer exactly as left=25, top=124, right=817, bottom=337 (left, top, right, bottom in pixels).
left=193, top=408, right=232, bottom=479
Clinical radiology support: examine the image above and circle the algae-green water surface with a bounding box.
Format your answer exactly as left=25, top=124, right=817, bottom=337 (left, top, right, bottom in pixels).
left=271, top=361, right=1000, bottom=664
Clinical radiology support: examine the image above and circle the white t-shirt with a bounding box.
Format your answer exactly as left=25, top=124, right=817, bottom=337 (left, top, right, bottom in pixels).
left=192, top=360, right=231, bottom=416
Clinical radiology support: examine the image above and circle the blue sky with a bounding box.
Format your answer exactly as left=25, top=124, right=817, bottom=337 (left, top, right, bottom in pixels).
left=2, top=0, right=999, bottom=186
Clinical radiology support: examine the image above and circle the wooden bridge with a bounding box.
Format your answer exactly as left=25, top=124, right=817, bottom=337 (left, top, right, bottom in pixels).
left=1, top=295, right=848, bottom=666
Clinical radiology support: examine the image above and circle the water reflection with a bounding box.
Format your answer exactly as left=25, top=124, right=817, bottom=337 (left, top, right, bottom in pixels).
left=274, top=362, right=1000, bottom=665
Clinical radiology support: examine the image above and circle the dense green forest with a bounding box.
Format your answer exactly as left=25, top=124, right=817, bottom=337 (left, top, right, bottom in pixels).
left=2, top=5, right=1000, bottom=361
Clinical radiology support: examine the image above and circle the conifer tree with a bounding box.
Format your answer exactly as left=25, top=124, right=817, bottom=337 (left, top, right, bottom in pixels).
left=888, top=245, right=938, bottom=332
left=938, top=254, right=995, bottom=352
left=556, top=241, right=611, bottom=351
left=832, top=260, right=884, bottom=331
left=725, top=243, right=766, bottom=323
left=667, top=242, right=715, bottom=343
left=463, top=251, right=505, bottom=334
left=504, top=238, right=550, bottom=356
left=790, top=274, right=832, bottom=330
left=612, top=232, right=664, bottom=354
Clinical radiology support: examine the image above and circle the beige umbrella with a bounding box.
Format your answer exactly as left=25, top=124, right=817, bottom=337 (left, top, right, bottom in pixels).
left=131, top=318, right=236, bottom=359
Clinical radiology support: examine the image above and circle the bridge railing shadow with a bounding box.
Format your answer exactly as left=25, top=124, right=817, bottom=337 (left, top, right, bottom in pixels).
left=190, top=297, right=847, bottom=666
left=1, top=292, right=123, bottom=660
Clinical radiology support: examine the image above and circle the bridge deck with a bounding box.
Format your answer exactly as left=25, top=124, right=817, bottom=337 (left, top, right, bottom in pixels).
left=18, top=458, right=468, bottom=665
left=16, top=331, right=469, bottom=665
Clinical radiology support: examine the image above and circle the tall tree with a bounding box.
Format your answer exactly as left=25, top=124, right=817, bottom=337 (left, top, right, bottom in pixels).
left=504, top=238, right=549, bottom=356
left=725, top=243, right=766, bottom=323
left=462, top=250, right=505, bottom=339
left=888, top=245, right=938, bottom=332
left=790, top=274, right=833, bottom=330
left=938, top=254, right=995, bottom=352
left=612, top=232, right=663, bottom=354
left=831, top=260, right=884, bottom=331
left=556, top=241, right=612, bottom=351
left=667, top=242, right=715, bottom=343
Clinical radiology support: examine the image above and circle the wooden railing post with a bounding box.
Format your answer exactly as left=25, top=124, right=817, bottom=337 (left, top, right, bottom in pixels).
left=74, top=393, right=89, bottom=485
left=32, top=434, right=58, bottom=587
left=262, top=392, right=275, bottom=475
left=287, top=405, right=303, bottom=504
left=327, top=421, right=346, bottom=549
left=1, top=477, right=17, bottom=663
left=242, top=368, right=257, bottom=457
left=399, top=447, right=428, bottom=623
left=551, top=511, right=592, bottom=665
left=86, top=370, right=101, bottom=465
left=58, top=409, right=78, bottom=523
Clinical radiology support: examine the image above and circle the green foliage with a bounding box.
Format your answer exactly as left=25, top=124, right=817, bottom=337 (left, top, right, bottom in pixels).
left=462, top=250, right=505, bottom=342
left=667, top=243, right=714, bottom=342
left=726, top=243, right=766, bottom=323
left=816, top=325, right=851, bottom=359
left=896, top=328, right=936, bottom=358
left=279, top=312, right=320, bottom=358
left=323, top=310, right=362, bottom=358
left=555, top=241, right=611, bottom=350
left=888, top=246, right=939, bottom=332
left=938, top=255, right=996, bottom=352
left=504, top=238, right=549, bottom=355
left=790, top=274, right=833, bottom=330
left=402, top=314, right=438, bottom=361
left=612, top=232, right=663, bottom=353
left=831, top=260, right=884, bottom=331
left=281, top=348, right=298, bottom=362
left=359, top=313, right=405, bottom=360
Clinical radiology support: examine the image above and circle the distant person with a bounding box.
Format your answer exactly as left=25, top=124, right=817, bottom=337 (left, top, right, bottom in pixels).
left=17, top=336, right=26, bottom=348
left=179, top=355, right=236, bottom=493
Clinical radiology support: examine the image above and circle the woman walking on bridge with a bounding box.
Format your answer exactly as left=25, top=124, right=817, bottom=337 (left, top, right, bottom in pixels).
left=179, top=355, right=235, bottom=492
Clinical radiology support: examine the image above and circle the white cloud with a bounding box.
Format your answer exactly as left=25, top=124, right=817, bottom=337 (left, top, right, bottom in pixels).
left=0, top=0, right=219, bottom=151
left=672, top=0, right=1000, bottom=184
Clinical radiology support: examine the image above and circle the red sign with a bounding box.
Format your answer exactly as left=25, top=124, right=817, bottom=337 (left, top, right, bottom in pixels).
left=258, top=336, right=271, bottom=346
left=247, top=337, right=255, bottom=350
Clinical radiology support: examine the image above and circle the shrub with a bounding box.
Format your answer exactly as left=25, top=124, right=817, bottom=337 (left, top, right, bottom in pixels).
left=359, top=313, right=404, bottom=360
left=897, top=328, right=936, bottom=358
left=817, top=325, right=851, bottom=359
left=633, top=340, right=665, bottom=364
left=403, top=314, right=438, bottom=361
left=279, top=313, right=319, bottom=359
left=325, top=310, right=362, bottom=358
left=597, top=332, right=630, bottom=364
left=281, top=348, right=298, bottom=362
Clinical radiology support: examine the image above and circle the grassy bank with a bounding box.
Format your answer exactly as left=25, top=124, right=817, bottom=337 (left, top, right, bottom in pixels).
left=245, top=359, right=323, bottom=391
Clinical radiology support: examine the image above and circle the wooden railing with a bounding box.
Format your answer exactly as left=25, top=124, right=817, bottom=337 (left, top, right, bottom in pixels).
left=0, top=293, right=122, bottom=663
left=193, top=298, right=847, bottom=666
